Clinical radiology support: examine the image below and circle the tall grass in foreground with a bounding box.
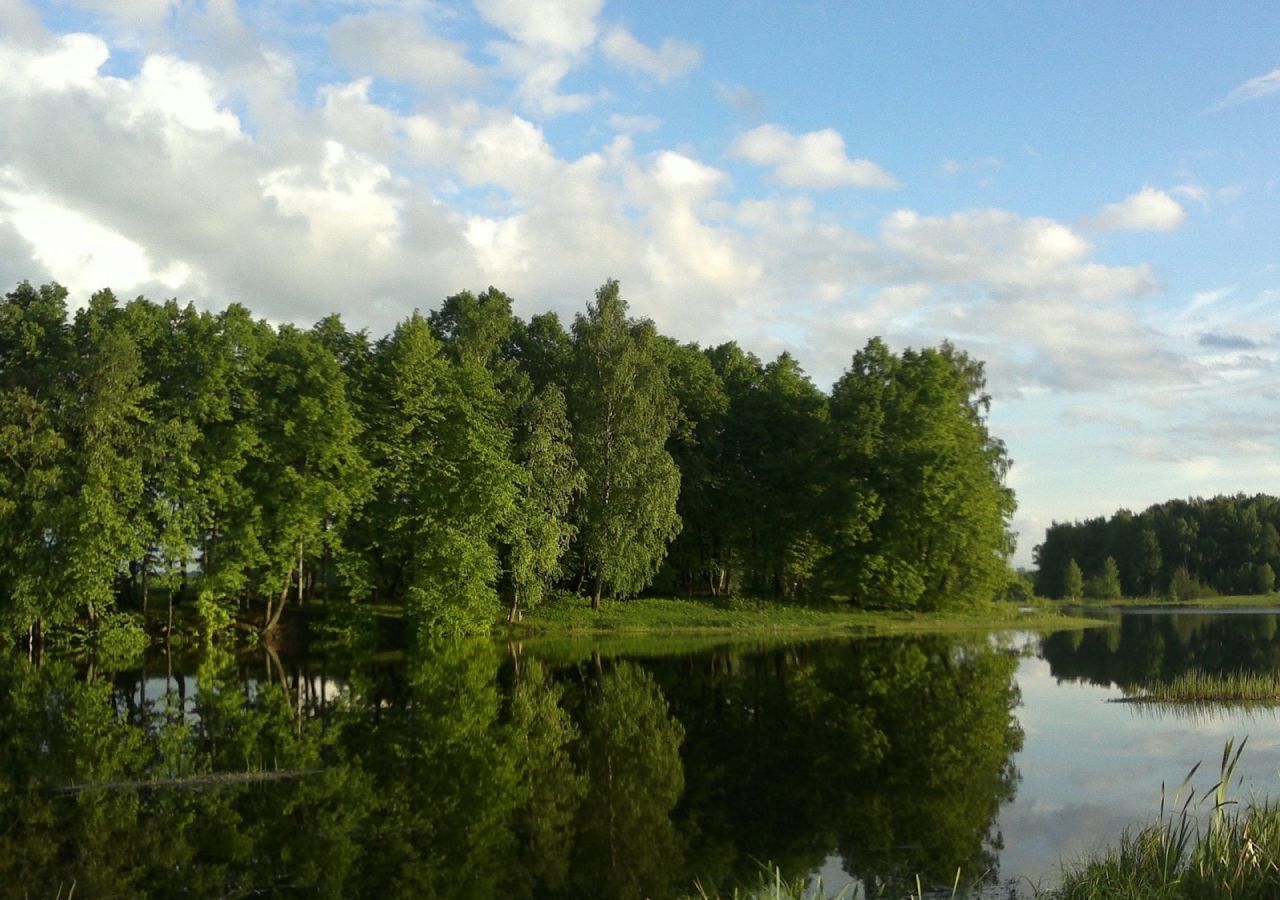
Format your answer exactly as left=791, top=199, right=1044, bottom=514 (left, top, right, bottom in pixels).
left=1123, top=670, right=1280, bottom=704
left=685, top=864, right=970, bottom=899
left=686, top=867, right=853, bottom=899
left=1054, top=738, right=1280, bottom=899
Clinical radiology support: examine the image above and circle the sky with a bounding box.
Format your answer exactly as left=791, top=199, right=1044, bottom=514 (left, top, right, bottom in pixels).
left=0, top=0, right=1278, bottom=567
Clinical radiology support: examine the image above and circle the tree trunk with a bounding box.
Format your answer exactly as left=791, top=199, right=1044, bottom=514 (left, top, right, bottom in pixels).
left=263, top=578, right=291, bottom=636
left=297, top=539, right=305, bottom=606
left=591, top=573, right=603, bottom=611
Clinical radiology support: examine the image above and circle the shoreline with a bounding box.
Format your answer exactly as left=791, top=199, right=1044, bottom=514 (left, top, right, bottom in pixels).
left=500, top=595, right=1104, bottom=639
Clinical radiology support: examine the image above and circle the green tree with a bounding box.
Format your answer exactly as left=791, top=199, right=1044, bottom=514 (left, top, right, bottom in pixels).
left=347, top=314, right=516, bottom=636
left=826, top=339, right=1015, bottom=610
left=1063, top=558, right=1084, bottom=601
left=195, top=304, right=276, bottom=631
left=1256, top=562, right=1276, bottom=595
left=59, top=291, right=150, bottom=622
left=506, top=385, right=581, bottom=621
left=740, top=352, right=831, bottom=599
left=249, top=326, right=369, bottom=632
left=1086, top=556, right=1123, bottom=600
left=0, top=282, right=73, bottom=635
left=654, top=339, right=730, bottom=596
left=569, top=281, right=681, bottom=608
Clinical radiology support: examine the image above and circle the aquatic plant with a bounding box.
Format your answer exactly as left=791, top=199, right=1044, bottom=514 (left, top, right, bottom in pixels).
left=1123, top=670, right=1280, bottom=705
left=1053, top=738, right=1280, bottom=899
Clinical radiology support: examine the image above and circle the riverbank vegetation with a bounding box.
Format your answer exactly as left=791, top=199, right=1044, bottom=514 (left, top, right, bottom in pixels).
left=1052, top=740, right=1280, bottom=900
left=0, top=279, right=1017, bottom=645
left=1035, top=494, right=1280, bottom=602
left=509, top=594, right=1097, bottom=638
left=1121, top=670, right=1280, bottom=705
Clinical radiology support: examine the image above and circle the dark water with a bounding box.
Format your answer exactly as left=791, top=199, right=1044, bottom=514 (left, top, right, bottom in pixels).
left=6, top=610, right=1280, bottom=898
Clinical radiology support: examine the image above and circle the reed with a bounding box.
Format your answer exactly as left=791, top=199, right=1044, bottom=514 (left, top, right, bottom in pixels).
left=1053, top=738, right=1280, bottom=899
left=686, top=866, right=852, bottom=900
left=1124, top=670, right=1280, bottom=704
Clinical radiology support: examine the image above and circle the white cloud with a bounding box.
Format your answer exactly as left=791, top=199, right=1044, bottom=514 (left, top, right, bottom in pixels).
left=0, top=178, right=192, bottom=300
left=730, top=124, right=898, bottom=190
left=475, top=0, right=602, bottom=55
left=880, top=208, right=1148, bottom=295
left=1087, top=187, right=1185, bottom=232
left=0, top=32, right=109, bottom=94
left=320, top=78, right=400, bottom=157
left=608, top=113, right=660, bottom=134
left=600, top=26, right=699, bottom=82
left=260, top=141, right=403, bottom=261
left=1215, top=68, right=1280, bottom=108
left=329, top=12, right=482, bottom=92
left=125, top=55, right=243, bottom=140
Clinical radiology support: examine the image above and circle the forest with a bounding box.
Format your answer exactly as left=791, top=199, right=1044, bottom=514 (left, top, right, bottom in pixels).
left=0, top=279, right=1016, bottom=642
left=1033, top=494, right=1280, bottom=600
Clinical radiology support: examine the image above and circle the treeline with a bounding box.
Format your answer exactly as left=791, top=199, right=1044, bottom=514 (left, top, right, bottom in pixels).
left=0, top=279, right=1015, bottom=639
left=1034, top=494, right=1280, bottom=600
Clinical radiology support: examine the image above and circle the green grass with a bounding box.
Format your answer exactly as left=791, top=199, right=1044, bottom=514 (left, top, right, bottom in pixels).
left=506, top=594, right=1101, bottom=639
left=1121, top=670, right=1280, bottom=705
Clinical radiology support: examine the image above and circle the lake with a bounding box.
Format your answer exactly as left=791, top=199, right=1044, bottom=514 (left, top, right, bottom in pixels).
left=6, top=609, right=1280, bottom=898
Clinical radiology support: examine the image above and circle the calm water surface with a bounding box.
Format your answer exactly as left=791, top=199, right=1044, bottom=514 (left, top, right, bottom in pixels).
left=6, top=609, right=1280, bottom=898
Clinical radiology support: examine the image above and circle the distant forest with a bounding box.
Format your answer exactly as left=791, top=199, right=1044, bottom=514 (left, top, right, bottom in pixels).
left=1034, top=494, right=1280, bottom=600
left=0, top=279, right=1015, bottom=640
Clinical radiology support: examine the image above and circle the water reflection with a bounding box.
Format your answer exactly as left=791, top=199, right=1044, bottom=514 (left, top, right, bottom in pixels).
left=1042, top=610, right=1280, bottom=688
left=993, top=612, right=1280, bottom=895
left=0, top=635, right=1023, bottom=899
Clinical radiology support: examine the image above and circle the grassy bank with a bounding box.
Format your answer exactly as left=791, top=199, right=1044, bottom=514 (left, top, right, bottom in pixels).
left=1065, top=593, right=1280, bottom=609
left=506, top=594, right=1102, bottom=639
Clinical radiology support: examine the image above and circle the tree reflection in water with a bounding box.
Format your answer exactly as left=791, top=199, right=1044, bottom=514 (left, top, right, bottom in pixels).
left=0, top=635, right=1023, bottom=898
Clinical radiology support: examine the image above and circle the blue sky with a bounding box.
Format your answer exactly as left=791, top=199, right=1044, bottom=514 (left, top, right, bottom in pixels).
left=1, top=0, right=1277, bottom=566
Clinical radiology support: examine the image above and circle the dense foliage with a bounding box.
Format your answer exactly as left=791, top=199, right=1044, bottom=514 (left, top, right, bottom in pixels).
left=0, top=279, right=1016, bottom=639
left=1034, top=494, right=1280, bottom=600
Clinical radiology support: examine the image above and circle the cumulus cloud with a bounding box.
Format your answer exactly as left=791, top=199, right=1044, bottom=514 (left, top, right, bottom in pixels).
left=1087, top=187, right=1186, bottom=232
left=880, top=208, right=1153, bottom=298
left=0, top=15, right=1202, bottom=403
left=730, top=124, right=898, bottom=190
left=600, top=26, right=699, bottom=82
left=1215, top=68, right=1280, bottom=108
left=475, top=0, right=602, bottom=55
left=329, top=12, right=483, bottom=92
